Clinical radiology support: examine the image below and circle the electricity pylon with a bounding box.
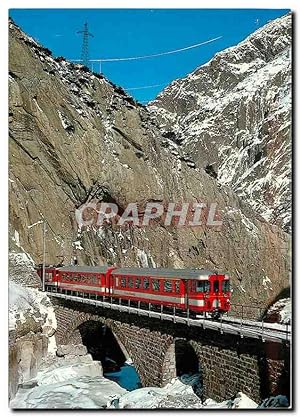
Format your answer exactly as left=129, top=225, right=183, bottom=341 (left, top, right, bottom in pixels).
left=77, top=23, right=94, bottom=68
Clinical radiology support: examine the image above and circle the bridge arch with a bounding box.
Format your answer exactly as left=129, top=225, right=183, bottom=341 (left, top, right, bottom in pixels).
left=175, top=339, right=200, bottom=376
left=76, top=320, right=130, bottom=371
left=55, top=310, right=142, bottom=376
left=161, top=339, right=201, bottom=385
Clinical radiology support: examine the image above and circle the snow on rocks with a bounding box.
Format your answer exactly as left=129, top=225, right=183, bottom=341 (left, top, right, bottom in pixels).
left=203, top=392, right=258, bottom=409
left=9, top=281, right=57, bottom=351
left=9, top=251, right=35, bottom=268
left=56, top=344, right=87, bottom=357
left=36, top=353, right=102, bottom=385
left=109, top=378, right=261, bottom=409
left=266, top=297, right=291, bottom=324
left=10, top=353, right=125, bottom=409
left=136, top=248, right=156, bottom=268
left=10, top=376, right=126, bottom=409
left=10, top=363, right=288, bottom=410
left=9, top=249, right=41, bottom=288
left=109, top=378, right=202, bottom=409
left=57, top=110, right=75, bottom=133
left=231, top=392, right=258, bottom=409
left=9, top=279, right=57, bottom=399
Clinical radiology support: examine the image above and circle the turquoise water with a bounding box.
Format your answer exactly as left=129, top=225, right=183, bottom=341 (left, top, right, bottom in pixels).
left=104, top=364, right=142, bottom=391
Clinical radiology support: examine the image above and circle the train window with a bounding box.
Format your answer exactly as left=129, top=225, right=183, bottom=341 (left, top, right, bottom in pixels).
left=222, top=280, right=230, bottom=292
left=121, top=277, right=126, bottom=288
left=152, top=279, right=160, bottom=291
left=196, top=281, right=210, bottom=292
left=128, top=278, right=134, bottom=288
left=164, top=280, right=172, bottom=292
left=135, top=278, right=142, bottom=289
left=143, top=278, right=150, bottom=289
left=213, top=280, right=219, bottom=293
left=175, top=281, right=180, bottom=293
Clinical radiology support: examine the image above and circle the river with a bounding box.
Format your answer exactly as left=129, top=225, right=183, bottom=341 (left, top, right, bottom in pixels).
left=104, top=363, right=142, bottom=391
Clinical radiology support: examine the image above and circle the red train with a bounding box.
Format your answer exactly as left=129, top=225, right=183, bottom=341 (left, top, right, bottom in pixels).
left=37, top=265, right=231, bottom=318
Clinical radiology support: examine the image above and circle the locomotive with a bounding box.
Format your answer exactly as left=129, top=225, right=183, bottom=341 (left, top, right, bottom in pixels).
left=37, top=265, right=231, bottom=318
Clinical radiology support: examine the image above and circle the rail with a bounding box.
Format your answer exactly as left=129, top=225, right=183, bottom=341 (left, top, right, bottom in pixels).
left=46, top=286, right=291, bottom=344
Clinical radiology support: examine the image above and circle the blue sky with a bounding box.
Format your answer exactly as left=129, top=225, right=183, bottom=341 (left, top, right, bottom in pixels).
left=9, top=9, right=289, bottom=103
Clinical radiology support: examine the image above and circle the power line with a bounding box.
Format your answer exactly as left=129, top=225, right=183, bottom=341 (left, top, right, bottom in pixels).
left=71, top=36, right=222, bottom=63
left=125, top=83, right=166, bottom=91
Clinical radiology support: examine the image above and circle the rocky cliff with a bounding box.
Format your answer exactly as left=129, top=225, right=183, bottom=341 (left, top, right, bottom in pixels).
left=149, top=14, right=292, bottom=233
left=9, top=17, right=290, bottom=309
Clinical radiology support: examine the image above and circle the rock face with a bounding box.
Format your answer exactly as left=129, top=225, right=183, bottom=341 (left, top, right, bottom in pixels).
left=9, top=17, right=290, bottom=310
left=149, top=14, right=292, bottom=233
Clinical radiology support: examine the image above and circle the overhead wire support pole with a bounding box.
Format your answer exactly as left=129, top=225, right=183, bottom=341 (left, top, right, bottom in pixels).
left=77, top=23, right=94, bottom=69
left=42, top=220, right=47, bottom=292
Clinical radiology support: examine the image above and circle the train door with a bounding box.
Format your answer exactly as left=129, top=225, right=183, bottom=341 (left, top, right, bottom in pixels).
left=210, top=274, right=220, bottom=310
left=182, top=279, right=189, bottom=309
left=105, top=267, right=116, bottom=296
left=105, top=272, right=111, bottom=296
left=212, top=277, right=220, bottom=294
left=53, top=269, right=59, bottom=288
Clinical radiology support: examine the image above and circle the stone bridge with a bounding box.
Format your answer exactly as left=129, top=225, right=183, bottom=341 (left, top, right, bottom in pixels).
left=52, top=297, right=290, bottom=403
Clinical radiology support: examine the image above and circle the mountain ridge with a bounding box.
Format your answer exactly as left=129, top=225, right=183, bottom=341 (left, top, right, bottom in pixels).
left=149, top=13, right=292, bottom=233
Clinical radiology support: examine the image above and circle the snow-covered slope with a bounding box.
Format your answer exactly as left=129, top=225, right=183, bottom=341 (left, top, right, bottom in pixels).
left=149, top=14, right=291, bottom=232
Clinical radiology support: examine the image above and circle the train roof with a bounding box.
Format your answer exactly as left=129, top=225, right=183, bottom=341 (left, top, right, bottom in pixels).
left=111, top=267, right=217, bottom=279
left=55, top=266, right=228, bottom=279
left=57, top=265, right=108, bottom=274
